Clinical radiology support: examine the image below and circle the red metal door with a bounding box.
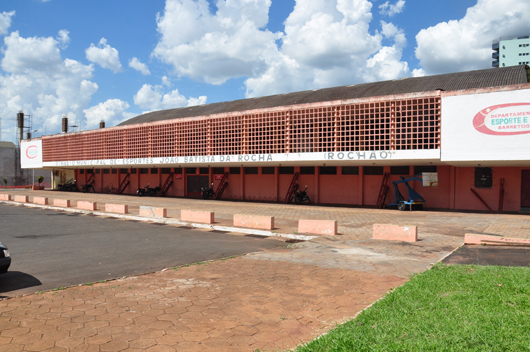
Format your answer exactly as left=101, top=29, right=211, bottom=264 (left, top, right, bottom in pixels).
left=187, top=175, right=209, bottom=198
left=521, top=170, right=530, bottom=207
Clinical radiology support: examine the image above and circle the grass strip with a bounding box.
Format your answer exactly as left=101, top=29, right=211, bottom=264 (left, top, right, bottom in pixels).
left=296, top=264, right=530, bottom=352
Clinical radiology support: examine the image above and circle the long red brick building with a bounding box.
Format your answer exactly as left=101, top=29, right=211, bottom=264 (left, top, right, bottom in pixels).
left=21, top=65, right=530, bottom=212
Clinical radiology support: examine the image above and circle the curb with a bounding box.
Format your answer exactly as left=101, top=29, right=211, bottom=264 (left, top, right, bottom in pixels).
left=1, top=200, right=317, bottom=241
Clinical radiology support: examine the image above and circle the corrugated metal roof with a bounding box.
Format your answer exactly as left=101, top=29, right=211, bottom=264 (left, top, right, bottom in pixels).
left=119, top=65, right=529, bottom=126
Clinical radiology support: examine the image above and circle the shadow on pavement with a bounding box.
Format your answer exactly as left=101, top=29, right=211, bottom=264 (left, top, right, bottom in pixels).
left=0, top=271, right=42, bottom=296
left=443, top=245, right=530, bottom=267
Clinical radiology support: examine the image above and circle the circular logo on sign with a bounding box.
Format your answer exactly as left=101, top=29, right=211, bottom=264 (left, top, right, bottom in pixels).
left=26, top=145, right=38, bottom=159
left=473, top=103, right=530, bottom=135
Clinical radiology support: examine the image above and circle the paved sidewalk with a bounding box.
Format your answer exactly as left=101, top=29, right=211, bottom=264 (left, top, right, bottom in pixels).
left=5, top=189, right=530, bottom=239
left=0, top=190, right=529, bottom=351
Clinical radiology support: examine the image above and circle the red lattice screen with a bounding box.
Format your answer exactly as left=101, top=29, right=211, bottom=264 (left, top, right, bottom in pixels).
left=42, top=96, right=441, bottom=162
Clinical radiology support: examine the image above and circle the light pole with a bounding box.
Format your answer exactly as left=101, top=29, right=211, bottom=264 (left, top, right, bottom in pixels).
left=29, top=129, right=38, bottom=186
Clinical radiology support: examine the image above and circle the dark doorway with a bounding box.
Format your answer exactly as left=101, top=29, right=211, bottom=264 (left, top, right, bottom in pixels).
left=187, top=175, right=209, bottom=198
left=522, top=170, right=530, bottom=207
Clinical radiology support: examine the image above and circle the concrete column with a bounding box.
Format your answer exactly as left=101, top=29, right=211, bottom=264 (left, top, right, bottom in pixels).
left=315, top=166, right=320, bottom=204
left=449, top=166, right=456, bottom=209
left=274, top=167, right=279, bottom=202
left=241, top=167, right=245, bottom=200
left=183, top=168, right=187, bottom=197
left=359, top=166, right=364, bottom=205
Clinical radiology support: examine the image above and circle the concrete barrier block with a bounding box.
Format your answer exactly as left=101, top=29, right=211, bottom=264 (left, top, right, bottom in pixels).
left=139, top=206, right=167, bottom=218
left=53, top=199, right=71, bottom=207
left=14, top=195, right=29, bottom=203
left=105, top=203, right=128, bottom=214
left=298, top=220, right=337, bottom=236
left=373, top=224, right=418, bottom=242
left=464, top=233, right=530, bottom=245
left=77, top=201, right=97, bottom=211
left=33, top=197, right=48, bottom=205
left=0, top=194, right=12, bottom=201
left=234, top=214, right=274, bottom=230
left=181, top=210, right=214, bottom=224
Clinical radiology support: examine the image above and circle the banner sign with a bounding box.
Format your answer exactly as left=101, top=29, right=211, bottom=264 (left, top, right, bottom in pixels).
left=42, top=149, right=440, bottom=168
left=473, top=103, right=530, bottom=135
left=442, top=88, right=530, bottom=163
left=20, top=140, right=43, bottom=168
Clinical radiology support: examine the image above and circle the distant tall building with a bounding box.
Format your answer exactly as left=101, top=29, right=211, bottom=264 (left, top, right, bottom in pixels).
left=492, top=35, right=530, bottom=68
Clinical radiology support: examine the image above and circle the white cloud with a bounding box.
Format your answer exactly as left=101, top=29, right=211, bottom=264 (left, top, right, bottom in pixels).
left=83, top=99, right=131, bottom=129
left=0, top=30, right=98, bottom=142
left=412, top=68, right=425, bottom=77
left=379, top=0, right=405, bottom=17
left=85, top=38, right=122, bottom=73
left=129, top=57, right=151, bottom=75
left=153, top=0, right=412, bottom=99
left=153, top=0, right=281, bottom=85
left=0, top=11, right=15, bottom=36
left=415, top=0, right=530, bottom=75
left=57, top=29, right=70, bottom=49
left=246, top=0, right=412, bottom=97
left=364, top=21, right=408, bottom=81
left=133, top=83, right=207, bottom=112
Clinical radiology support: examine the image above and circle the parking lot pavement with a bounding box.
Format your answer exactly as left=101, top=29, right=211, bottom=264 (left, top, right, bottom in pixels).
left=1, top=190, right=530, bottom=350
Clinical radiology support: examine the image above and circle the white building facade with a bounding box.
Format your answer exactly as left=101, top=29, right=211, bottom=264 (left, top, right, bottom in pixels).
left=493, top=35, right=530, bottom=68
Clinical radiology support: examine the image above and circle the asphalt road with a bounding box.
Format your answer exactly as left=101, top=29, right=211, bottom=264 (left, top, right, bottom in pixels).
left=443, top=245, right=530, bottom=266
left=0, top=203, right=285, bottom=298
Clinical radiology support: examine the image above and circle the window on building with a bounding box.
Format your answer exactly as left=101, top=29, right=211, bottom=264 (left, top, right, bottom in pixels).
left=319, top=166, right=337, bottom=175
left=79, top=169, right=84, bottom=174
left=279, top=167, right=294, bottom=174
left=475, top=167, right=493, bottom=188
left=111, top=169, right=117, bottom=174
left=261, top=167, right=275, bottom=174
left=244, top=167, right=258, bottom=174
left=212, top=167, right=224, bottom=174
left=414, top=165, right=437, bottom=174
left=86, top=169, right=93, bottom=174
left=342, top=166, right=359, bottom=175
left=199, top=168, right=209, bottom=175
left=96, top=169, right=101, bottom=174
left=186, top=167, right=196, bottom=174
left=151, top=168, right=158, bottom=174
left=130, top=168, right=137, bottom=174
left=300, top=167, right=315, bottom=175
left=140, top=168, right=149, bottom=174
left=229, top=167, right=241, bottom=174
left=364, top=166, right=384, bottom=175
left=391, top=166, right=410, bottom=175
left=161, top=168, right=171, bottom=174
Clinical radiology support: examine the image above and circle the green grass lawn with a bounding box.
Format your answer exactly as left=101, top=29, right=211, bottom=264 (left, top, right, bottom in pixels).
left=295, top=264, right=530, bottom=352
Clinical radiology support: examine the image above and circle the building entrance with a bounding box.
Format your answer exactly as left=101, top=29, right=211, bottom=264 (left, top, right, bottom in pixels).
left=187, top=175, right=209, bottom=198
left=521, top=170, right=530, bottom=208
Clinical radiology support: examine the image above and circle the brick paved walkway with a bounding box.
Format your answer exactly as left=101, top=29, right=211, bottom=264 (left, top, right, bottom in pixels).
left=0, top=189, right=529, bottom=351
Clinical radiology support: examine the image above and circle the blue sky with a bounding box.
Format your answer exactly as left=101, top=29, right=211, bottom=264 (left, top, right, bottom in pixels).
left=1, top=0, right=529, bottom=143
